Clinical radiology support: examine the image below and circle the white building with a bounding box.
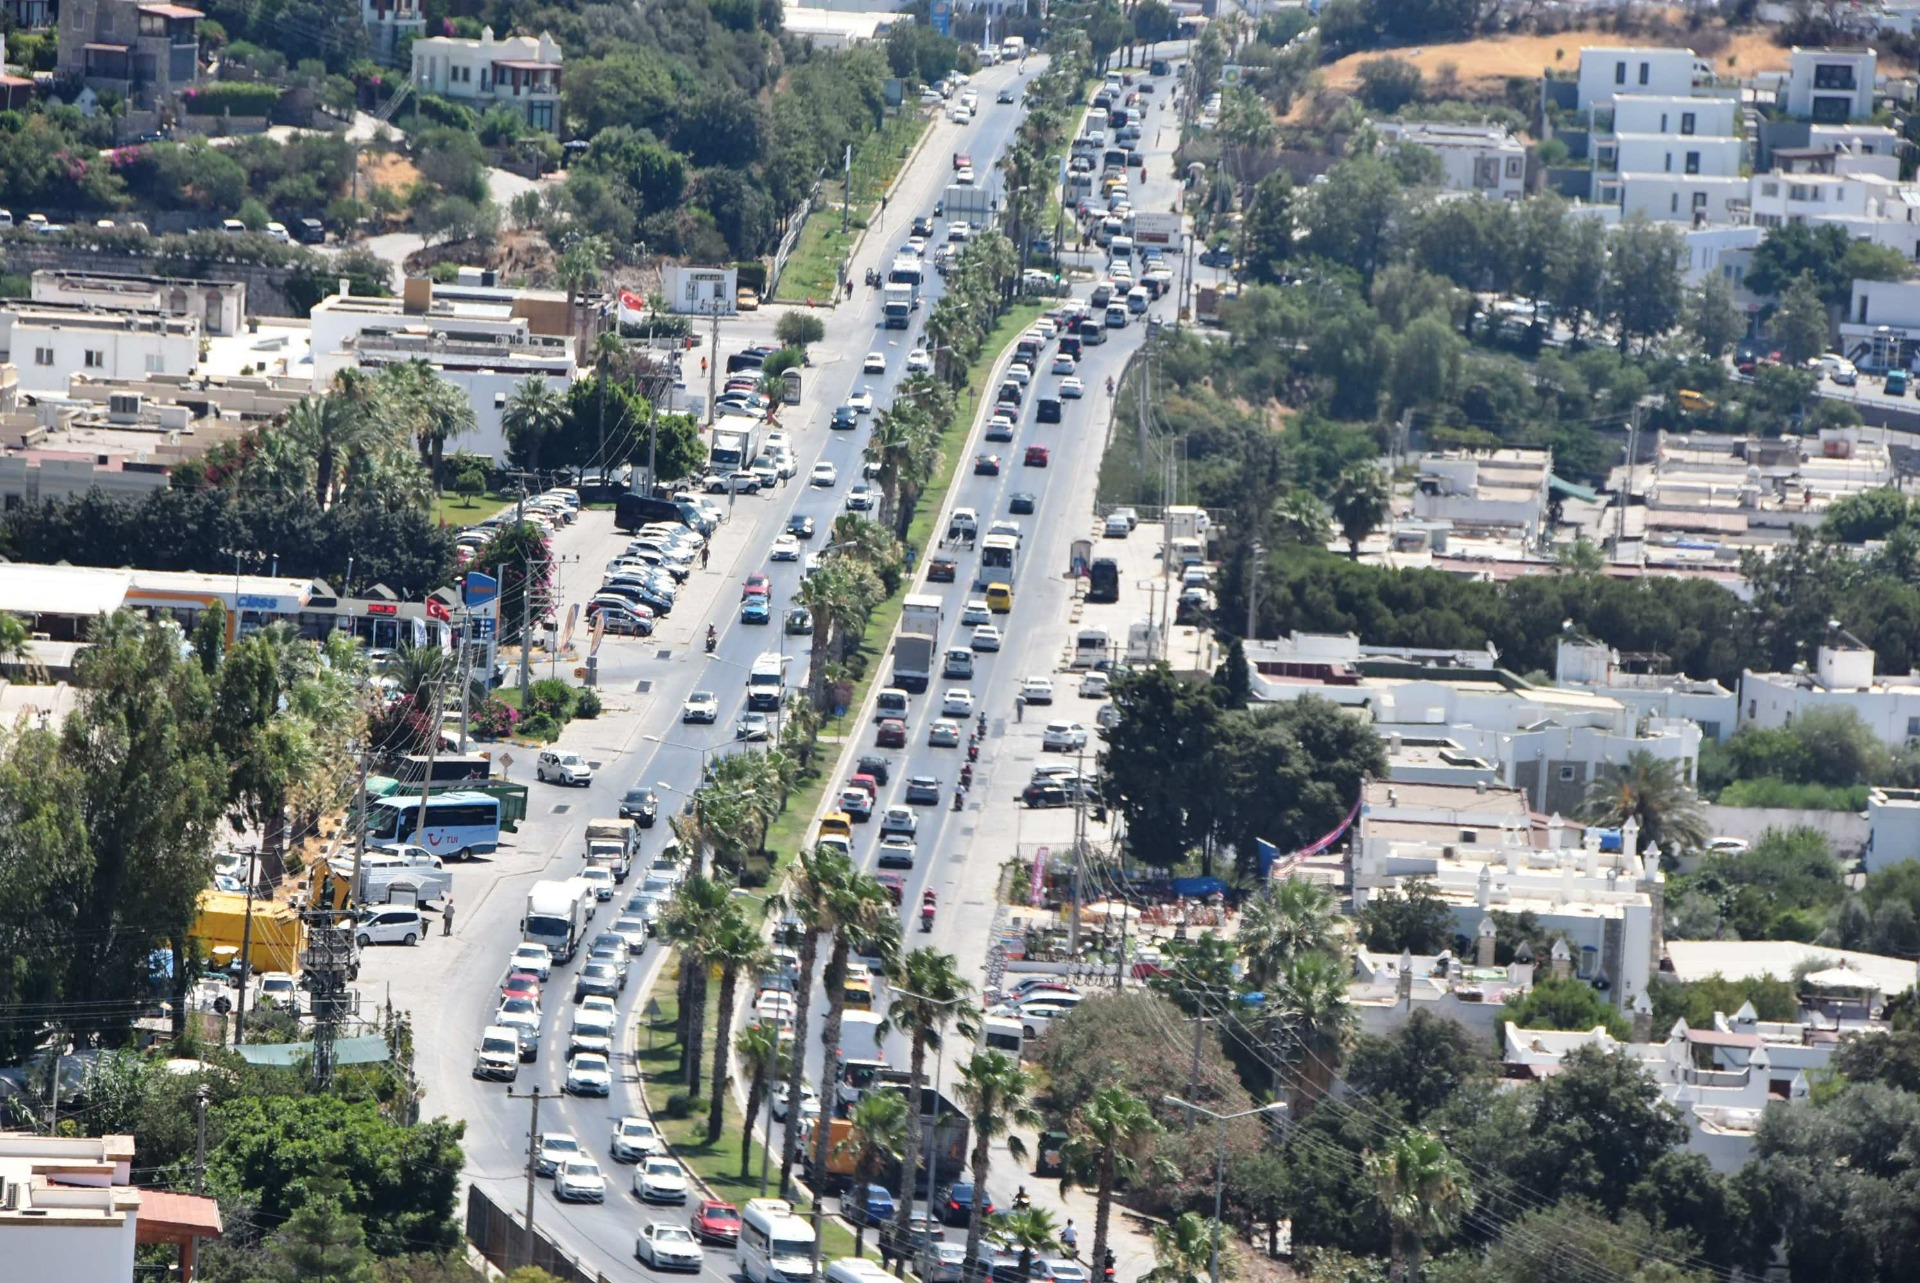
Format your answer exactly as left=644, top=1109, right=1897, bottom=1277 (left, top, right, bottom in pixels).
left=659, top=264, right=740, bottom=316
left=1610, top=94, right=1739, bottom=138
left=1739, top=639, right=1920, bottom=748
left=1575, top=46, right=1711, bottom=111
left=0, top=301, right=200, bottom=395
left=1867, top=787, right=1920, bottom=871
left=1604, top=172, right=1750, bottom=226
left=1350, top=781, right=1663, bottom=1009
left=1784, top=46, right=1877, bottom=121
left=308, top=281, right=576, bottom=460
left=360, top=0, right=424, bottom=59
left=28, top=269, right=246, bottom=336
left=1554, top=637, right=1738, bottom=742
left=1608, top=132, right=1743, bottom=178
left=0, top=1131, right=222, bottom=1281
left=1369, top=120, right=1527, bottom=200
left=1410, top=448, right=1552, bottom=545
left=409, top=27, right=562, bottom=133
left=1841, top=278, right=1920, bottom=369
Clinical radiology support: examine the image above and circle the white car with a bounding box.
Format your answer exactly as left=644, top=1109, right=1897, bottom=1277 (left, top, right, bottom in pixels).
left=960, top=599, right=992, bottom=626
left=566, top=1052, right=613, bottom=1096
left=771, top=1079, right=821, bottom=1121
left=536, top=750, right=593, bottom=786
left=970, top=624, right=1003, bottom=652
left=611, top=1116, right=665, bottom=1162
left=864, top=351, right=887, bottom=374
left=942, top=689, right=976, bottom=718
left=1006, top=362, right=1033, bottom=386
left=756, top=989, right=798, bottom=1025
left=636, top=1156, right=691, bottom=1203
left=580, top=993, right=618, bottom=1021
left=848, top=387, right=876, bottom=414
left=906, top=347, right=933, bottom=373
left=1021, top=676, right=1056, bottom=704
left=1060, top=377, right=1085, bottom=399
left=554, top=1157, right=607, bottom=1202
left=1080, top=671, right=1111, bottom=698
left=879, top=805, right=918, bottom=837
left=682, top=691, right=719, bottom=723
left=536, top=1131, right=582, bottom=1177
left=1043, top=721, right=1089, bottom=752
left=638, top=1222, right=706, bottom=1271
left=771, top=534, right=802, bottom=562
left=846, top=483, right=877, bottom=512
left=811, top=462, right=839, bottom=487
left=1051, top=354, right=1077, bottom=375
left=509, top=942, right=553, bottom=980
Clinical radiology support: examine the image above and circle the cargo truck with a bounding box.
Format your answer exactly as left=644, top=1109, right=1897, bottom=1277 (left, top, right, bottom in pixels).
left=883, top=282, right=915, bottom=329
left=711, top=424, right=757, bottom=470
left=192, top=891, right=305, bottom=976
left=523, top=878, right=591, bottom=962
left=891, top=593, right=944, bottom=693
left=815, top=1084, right=968, bottom=1190
left=944, top=184, right=995, bottom=229
left=584, top=818, right=639, bottom=882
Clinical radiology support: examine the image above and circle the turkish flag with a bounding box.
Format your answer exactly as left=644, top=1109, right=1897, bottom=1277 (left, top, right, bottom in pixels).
left=425, top=598, right=451, bottom=622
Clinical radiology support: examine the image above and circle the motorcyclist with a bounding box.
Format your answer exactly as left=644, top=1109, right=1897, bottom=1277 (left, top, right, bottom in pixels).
left=1013, top=1186, right=1032, bottom=1211
left=706, top=624, right=717, bottom=652
left=952, top=784, right=966, bottom=811
left=976, top=710, right=987, bottom=737
left=960, top=763, right=973, bottom=789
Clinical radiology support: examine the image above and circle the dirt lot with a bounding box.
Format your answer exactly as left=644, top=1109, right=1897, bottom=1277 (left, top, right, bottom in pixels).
left=359, top=150, right=422, bottom=192
left=1316, top=28, right=1807, bottom=93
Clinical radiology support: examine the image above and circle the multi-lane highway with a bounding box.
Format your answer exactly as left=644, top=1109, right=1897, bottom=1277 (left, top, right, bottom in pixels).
left=354, top=52, right=1192, bottom=1282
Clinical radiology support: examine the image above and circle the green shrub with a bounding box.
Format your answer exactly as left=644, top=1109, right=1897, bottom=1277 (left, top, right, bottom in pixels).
left=517, top=711, right=561, bottom=741
left=182, top=81, right=282, bottom=116
left=415, top=93, right=478, bottom=133
left=1716, top=778, right=1869, bottom=811
left=526, top=677, right=578, bottom=722
left=575, top=688, right=603, bottom=719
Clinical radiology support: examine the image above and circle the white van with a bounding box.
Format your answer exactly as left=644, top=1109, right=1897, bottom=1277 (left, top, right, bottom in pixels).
left=740, top=1197, right=818, bottom=1283
left=827, top=1258, right=897, bottom=1283
left=1108, top=234, right=1134, bottom=261
left=982, top=1015, right=1024, bottom=1057
left=1071, top=629, right=1111, bottom=670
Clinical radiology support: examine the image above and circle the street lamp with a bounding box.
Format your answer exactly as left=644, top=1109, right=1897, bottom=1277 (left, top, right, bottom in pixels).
left=891, top=985, right=975, bottom=1264
left=1160, top=1097, right=1287, bottom=1283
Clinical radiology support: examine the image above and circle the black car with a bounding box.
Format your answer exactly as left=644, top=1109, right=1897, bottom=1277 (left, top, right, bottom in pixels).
left=857, top=754, right=893, bottom=785
left=785, top=606, right=813, bottom=635
left=832, top=405, right=859, bottom=430
left=787, top=513, right=816, bottom=539
left=936, top=1182, right=991, bottom=1228
left=912, top=215, right=935, bottom=238
left=904, top=775, right=942, bottom=805
left=1036, top=398, right=1062, bottom=424
left=1009, top=492, right=1036, bottom=515
left=620, top=788, right=659, bottom=827
left=1023, top=783, right=1070, bottom=809
left=1198, top=245, right=1234, bottom=268
left=973, top=454, right=1003, bottom=476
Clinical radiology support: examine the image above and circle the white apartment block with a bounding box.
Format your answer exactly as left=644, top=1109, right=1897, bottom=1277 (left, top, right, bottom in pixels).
left=1554, top=637, right=1738, bottom=742
left=1607, top=132, right=1743, bottom=178
left=0, top=1132, right=222, bottom=1281
left=1369, top=120, right=1527, bottom=200
left=1841, top=278, right=1920, bottom=367
left=1740, top=640, right=1920, bottom=748
left=1351, top=782, right=1662, bottom=1009
left=29, top=269, right=246, bottom=336
left=1410, top=448, right=1552, bottom=544
left=410, top=27, right=561, bottom=133
left=1604, top=173, right=1750, bottom=226
left=1868, top=787, right=1920, bottom=871
left=1785, top=46, right=1876, bottom=121
left=309, top=284, right=574, bottom=460
left=1609, top=94, right=1738, bottom=138
left=0, top=301, right=200, bottom=395
left=1575, top=46, right=1710, bottom=110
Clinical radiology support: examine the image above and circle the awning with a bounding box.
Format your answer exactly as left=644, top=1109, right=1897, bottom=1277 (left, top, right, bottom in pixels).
left=83, top=41, right=131, bottom=51
left=1550, top=475, right=1600, bottom=502
left=235, top=1034, right=391, bottom=1067
left=136, top=1188, right=223, bottom=1241
left=0, top=563, right=133, bottom=617
left=1803, top=965, right=1883, bottom=992
left=138, top=3, right=205, bottom=16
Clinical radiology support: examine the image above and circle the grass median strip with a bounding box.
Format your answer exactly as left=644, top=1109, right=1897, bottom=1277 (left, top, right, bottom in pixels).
left=775, top=111, right=933, bottom=305
left=635, top=953, right=857, bottom=1258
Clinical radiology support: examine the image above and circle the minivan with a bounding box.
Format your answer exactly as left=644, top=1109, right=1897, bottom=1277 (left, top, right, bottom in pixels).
left=943, top=647, right=975, bottom=679
left=1036, top=398, right=1062, bottom=424
left=875, top=688, right=910, bottom=722
left=985, top=583, right=1014, bottom=613
left=1105, top=303, right=1129, bottom=328
left=473, top=1025, right=521, bottom=1081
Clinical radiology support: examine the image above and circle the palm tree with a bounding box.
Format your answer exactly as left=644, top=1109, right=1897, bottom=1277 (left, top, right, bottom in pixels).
left=737, top=1021, right=789, bottom=1180
left=658, top=874, right=734, bottom=1089
left=501, top=376, right=568, bottom=477
left=775, top=847, right=852, bottom=1195
left=556, top=233, right=610, bottom=363
left=1238, top=878, right=1337, bottom=992
left=282, top=393, right=380, bottom=509
left=1365, top=1128, right=1474, bottom=1283
left=956, top=1050, right=1042, bottom=1276
left=1143, top=1212, right=1226, bottom=1283
left=835, top=1090, right=909, bottom=1258
left=1267, top=950, right=1355, bottom=1114
left=1059, top=1086, right=1161, bottom=1276
left=394, top=361, right=475, bottom=491
left=707, top=902, right=773, bottom=1145
left=882, top=948, right=977, bottom=1260
left=1329, top=465, right=1389, bottom=559
left=989, top=1207, right=1059, bottom=1278
left=386, top=644, right=452, bottom=703
left=798, top=560, right=880, bottom=711
left=1578, top=749, right=1708, bottom=854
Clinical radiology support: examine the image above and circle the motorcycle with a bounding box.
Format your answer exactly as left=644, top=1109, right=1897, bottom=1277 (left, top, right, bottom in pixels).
left=976, top=711, right=987, bottom=738
left=960, top=764, right=973, bottom=789
left=952, top=787, right=966, bottom=811
left=967, top=742, right=979, bottom=762
left=705, top=627, right=717, bottom=653
left=920, top=908, right=935, bottom=933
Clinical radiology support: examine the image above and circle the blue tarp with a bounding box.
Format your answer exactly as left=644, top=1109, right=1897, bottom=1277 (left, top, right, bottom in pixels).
left=1170, top=876, right=1227, bottom=899
left=235, top=1034, right=391, bottom=1068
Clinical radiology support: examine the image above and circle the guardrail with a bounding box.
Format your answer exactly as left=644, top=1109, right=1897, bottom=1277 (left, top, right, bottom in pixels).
left=465, top=1184, right=609, bottom=1283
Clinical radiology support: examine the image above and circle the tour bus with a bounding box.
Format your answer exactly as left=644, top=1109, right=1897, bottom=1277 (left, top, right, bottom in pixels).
left=366, top=791, right=501, bottom=861
left=740, top=1198, right=818, bottom=1283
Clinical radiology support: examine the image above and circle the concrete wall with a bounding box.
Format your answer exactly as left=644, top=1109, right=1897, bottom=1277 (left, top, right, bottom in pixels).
left=1702, top=805, right=1869, bottom=856
left=0, top=243, right=304, bottom=315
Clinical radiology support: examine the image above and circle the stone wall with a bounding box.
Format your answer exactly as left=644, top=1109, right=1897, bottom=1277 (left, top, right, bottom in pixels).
left=0, top=242, right=304, bottom=315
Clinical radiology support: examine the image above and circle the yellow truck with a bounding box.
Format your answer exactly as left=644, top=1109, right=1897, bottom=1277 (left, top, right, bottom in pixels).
left=191, top=890, right=305, bottom=976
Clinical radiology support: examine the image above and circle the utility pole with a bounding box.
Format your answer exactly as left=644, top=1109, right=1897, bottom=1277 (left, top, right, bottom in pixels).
left=301, top=906, right=354, bottom=1092
left=413, top=680, right=442, bottom=845
left=706, top=301, right=722, bottom=428
left=233, top=845, right=260, bottom=1044
left=1246, top=541, right=1263, bottom=642
left=508, top=1086, right=549, bottom=1270
left=841, top=142, right=853, bottom=234
left=1069, top=745, right=1089, bottom=953
left=457, top=611, right=474, bottom=750
left=1615, top=404, right=1641, bottom=552
left=517, top=557, right=534, bottom=700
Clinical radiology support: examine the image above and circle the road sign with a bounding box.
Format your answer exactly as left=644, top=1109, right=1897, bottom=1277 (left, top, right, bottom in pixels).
left=498, top=752, right=514, bottom=771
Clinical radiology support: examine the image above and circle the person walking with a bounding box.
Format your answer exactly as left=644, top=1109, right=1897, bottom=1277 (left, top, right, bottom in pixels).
left=443, top=893, right=454, bottom=936
left=1015, top=693, right=1026, bottom=723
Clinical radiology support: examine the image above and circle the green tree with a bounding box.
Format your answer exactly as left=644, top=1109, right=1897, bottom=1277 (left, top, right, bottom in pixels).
left=267, top=1195, right=377, bottom=1283
left=1823, top=488, right=1912, bottom=544
left=1502, top=975, right=1631, bottom=1038
left=1060, top=1086, right=1162, bottom=1275
left=776, top=311, right=826, bottom=349
left=1239, top=878, right=1338, bottom=990
left=282, top=391, right=383, bottom=509
left=836, top=1090, right=909, bottom=1257
left=1355, top=57, right=1425, bottom=111
left=990, top=1207, right=1061, bottom=1278
left=1388, top=315, right=1463, bottom=414
left=1239, top=170, right=1295, bottom=287
left=1330, top=465, right=1389, bottom=558
left=1547, top=214, right=1608, bottom=341
left=1301, top=155, right=1406, bottom=287
left=1366, top=1127, right=1474, bottom=1283
left=0, top=724, right=89, bottom=1060
left=1580, top=750, right=1708, bottom=855
left=658, top=874, right=735, bottom=1090
left=706, top=900, right=773, bottom=1144
left=956, top=1051, right=1042, bottom=1270
left=881, top=948, right=977, bottom=1258
left=1607, top=217, right=1685, bottom=352
left=1267, top=950, right=1355, bottom=1112
left=1347, top=1011, right=1488, bottom=1121
left=1686, top=274, right=1745, bottom=360
left=1144, top=1211, right=1230, bottom=1283
left=1773, top=273, right=1832, bottom=366
left=501, top=377, right=569, bottom=476
left=1356, top=878, right=1453, bottom=954
left=1516, top=1044, right=1685, bottom=1216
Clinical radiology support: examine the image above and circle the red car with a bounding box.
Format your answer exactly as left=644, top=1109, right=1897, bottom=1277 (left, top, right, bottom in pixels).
left=927, top=555, right=958, bottom=583
left=743, top=574, right=772, bottom=600
left=691, top=1199, right=741, bottom=1244
left=876, top=872, right=906, bottom=905
left=501, top=973, right=542, bottom=1004
left=1024, top=445, right=1050, bottom=467
left=876, top=718, right=908, bottom=748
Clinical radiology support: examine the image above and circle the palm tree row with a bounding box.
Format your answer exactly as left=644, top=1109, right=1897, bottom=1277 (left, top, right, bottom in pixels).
left=655, top=870, right=776, bottom=1145
left=671, top=749, right=794, bottom=877
left=258, top=363, right=471, bottom=511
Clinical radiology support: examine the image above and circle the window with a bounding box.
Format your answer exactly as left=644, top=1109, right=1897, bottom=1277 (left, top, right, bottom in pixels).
left=1670, top=192, right=1680, bottom=214
left=1615, top=61, right=1627, bottom=85
left=32, top=347, right=53, bottom=366
left=1699, top=721, right=1721, bottom=740
left=1685, top=151, right=1700, bottom=175
left=1660, top=113, right=1668, bottom=132
left=1812, top=63, right=1857, bottom=91
left=1664, top=152, right=1673, bottom=173
left=1681, top=111, right=1696, bottom=135
left=1505, top=157, right=1523, bottom=178
left=1906, top=716, right=1920, bottom=740
left=83, top=349, right=104, bottom=368
left=1558, top=765, right=1578, bottom=782
left=1761, top=181, right=1779, bottom=197
left=1693, top=191, right=1709, bottom=210
left=1638, top=61, right=1650, bottom=85
left=144, top=353, right=165, bottom=373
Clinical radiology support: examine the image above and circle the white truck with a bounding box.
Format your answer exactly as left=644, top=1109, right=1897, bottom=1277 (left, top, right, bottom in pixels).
left=836, top=1009, right=890, bottom=1107
left=891, top=593, right=944, bottom=693
left=523, top=878, right=590, bottom=962
left=711, top=424, right=758, bottom=470
left=883, top=282, right=915, bottom=330
left=584, top=818, right=638, bottom=883
left=353, top=848, right=453, bottom=905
